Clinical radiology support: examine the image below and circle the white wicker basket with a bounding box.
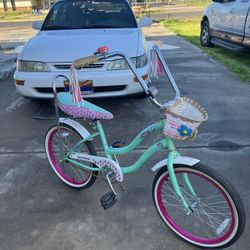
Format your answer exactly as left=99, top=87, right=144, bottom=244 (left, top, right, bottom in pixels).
left=163, top=97, right=208, bottom=140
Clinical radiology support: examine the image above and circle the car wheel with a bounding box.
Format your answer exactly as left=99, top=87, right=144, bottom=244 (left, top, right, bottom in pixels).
left=200, top=20, right=214, bottom=47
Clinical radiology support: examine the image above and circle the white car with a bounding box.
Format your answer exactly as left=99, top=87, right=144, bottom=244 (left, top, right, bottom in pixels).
left=200, top=0, right=250, bottom=51
left=14, top=0, right=152, bottom=99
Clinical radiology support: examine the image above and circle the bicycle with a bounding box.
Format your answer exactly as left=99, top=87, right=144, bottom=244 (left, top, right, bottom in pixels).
left=44, top=45, right=245, bottom=248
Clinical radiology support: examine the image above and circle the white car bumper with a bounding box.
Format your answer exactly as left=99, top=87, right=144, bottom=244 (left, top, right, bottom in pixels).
left=14, top=66, right=149, bottom=99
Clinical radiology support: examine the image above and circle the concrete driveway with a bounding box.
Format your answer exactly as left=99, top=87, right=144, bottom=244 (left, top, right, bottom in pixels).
left=0, top=24, right=249, bottom=250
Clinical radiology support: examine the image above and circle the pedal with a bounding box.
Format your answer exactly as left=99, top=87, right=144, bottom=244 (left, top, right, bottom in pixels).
left=111, top=140, right=125, bottom=148
left=100, top=191, right=117, bottom=210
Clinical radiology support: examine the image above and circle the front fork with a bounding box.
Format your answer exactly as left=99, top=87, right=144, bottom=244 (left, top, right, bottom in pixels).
left=167, top=151, right=197, bottom=214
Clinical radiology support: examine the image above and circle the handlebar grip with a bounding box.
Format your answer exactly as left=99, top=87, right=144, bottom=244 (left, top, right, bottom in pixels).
left=72, top=55, right=99, bottom=69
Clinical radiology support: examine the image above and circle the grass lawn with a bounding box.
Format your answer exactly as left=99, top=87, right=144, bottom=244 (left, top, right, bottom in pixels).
left=166, top=0, right=212, bottom=7
left=0, top=10, right=45, bottom=21
left=161, top=18, right=250, bottom=81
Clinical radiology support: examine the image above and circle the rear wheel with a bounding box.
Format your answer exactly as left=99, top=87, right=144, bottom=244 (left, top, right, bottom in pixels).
left=152, top=164, right=245, bottom=248
left=45, top=123, right=98, bottom=188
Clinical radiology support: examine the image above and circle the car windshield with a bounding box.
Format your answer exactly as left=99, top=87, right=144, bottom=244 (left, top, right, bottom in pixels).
left=42, top=0, right=137, bottom=30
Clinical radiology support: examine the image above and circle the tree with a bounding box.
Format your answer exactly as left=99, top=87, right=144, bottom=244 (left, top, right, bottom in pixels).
left=2, top=0, right=8, bottom=12
left=11, top=0, right=16, bottom=11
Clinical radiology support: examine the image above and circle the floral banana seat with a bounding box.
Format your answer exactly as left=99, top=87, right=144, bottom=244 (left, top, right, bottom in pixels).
left=57, top=92, right=113, bottom=120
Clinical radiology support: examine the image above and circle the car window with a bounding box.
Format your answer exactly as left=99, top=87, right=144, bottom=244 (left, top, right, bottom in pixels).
left=42, top=0, right=137, bottom=30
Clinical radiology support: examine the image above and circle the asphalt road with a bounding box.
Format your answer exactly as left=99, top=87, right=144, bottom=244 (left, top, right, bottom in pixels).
left=0, top=25, right=249, bottom=249
left=0, top=21, right=34, bottom=28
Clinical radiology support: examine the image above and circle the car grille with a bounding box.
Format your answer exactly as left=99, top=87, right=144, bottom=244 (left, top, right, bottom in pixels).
left=53, top=63, right=104, bottom=69
left=35, top=85, right=126, bottom=93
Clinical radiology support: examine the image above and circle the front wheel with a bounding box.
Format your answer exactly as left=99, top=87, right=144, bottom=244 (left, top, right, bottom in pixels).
left=152, top=164, right=245, bottom=248
left=200, top=20, right=214, bottom=47
left=45, top=123, right=98, bottom=189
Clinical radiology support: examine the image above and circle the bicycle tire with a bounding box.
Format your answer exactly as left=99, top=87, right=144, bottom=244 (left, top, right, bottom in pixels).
left=45, top=123, right=98, bottom=189
left=152, top=164, right=245, bottom=248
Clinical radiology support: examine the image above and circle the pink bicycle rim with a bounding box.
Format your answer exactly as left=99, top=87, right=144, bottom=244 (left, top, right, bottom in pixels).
left=48, top=127, right=91, bottom=185
left=156, top=169, right=236, bottom=245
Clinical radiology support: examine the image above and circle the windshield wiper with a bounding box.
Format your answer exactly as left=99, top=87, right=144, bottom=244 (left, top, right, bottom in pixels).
left=42, top=26, right=72, bottom=30
left=84, top=24, right=123, bottom=29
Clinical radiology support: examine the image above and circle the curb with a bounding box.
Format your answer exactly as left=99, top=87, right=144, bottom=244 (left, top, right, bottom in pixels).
left=0, top=42, right=24, bottom=80
left=0, top=42, right=25, bottom=51
left=0, top=55, right=17, bottom=80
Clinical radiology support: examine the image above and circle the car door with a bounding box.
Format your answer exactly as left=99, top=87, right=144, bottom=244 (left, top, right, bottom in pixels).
left=210, top=0, right=236, bottom=39
left=231, top=0, right=250, bottom=43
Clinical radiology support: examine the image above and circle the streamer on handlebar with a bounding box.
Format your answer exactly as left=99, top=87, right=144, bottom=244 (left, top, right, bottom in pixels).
left=69, top=55, right=99, bottom=106
left=149, top=49, right=165, bottom=81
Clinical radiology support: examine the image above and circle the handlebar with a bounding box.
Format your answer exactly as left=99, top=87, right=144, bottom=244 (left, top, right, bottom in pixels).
left=152, top=45, right=180, bottom=99
left=52, top=45, right=181, bottom=110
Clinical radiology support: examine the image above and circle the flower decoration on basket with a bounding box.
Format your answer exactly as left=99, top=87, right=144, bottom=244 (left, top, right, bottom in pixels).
left=178, top=125, right=193, bottom=137
left=163, top=97, right=208, bottom=140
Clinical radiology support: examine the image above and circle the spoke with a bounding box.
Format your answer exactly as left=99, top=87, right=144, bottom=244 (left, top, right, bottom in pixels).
left=162, top=200, right=186, bottom=209
left=162, top=183, right=181, bottom=201
left=193, top=205, right=231, bottom=234
left=199, top=202, right=231, bottom=217
left=54, top=133, right=69, bottom=152
left=202, top=205, right=230, bottom=209
left=197, top=212, right=231, bottom=216
left=65, top=157, right=90, bottom=181
left=198, top=203, right=218, bottom=232
left=201, top=192, right=224, bottom=201
left=195, top=207, right=211, bottom=238
left=205, top=201, right=228, bottom=205
left=161, top=191, right=181, bottom=201
left=178, top=185, right=197, bottom=201
left=69, top=164, right=83, bottom=181
left=199, top=209, right=231, bottom=229
left=192, top=211, right=218, bottom=232
left=62, top=133, right=74, bottom=150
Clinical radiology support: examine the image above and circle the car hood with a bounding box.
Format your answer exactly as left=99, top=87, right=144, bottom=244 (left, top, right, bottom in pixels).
left=20, top=29, right=142, bottom=62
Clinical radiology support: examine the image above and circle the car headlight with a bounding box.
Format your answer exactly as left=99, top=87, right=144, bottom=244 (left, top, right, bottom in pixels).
left=17, top=60, right=50, bottom=72
left=107, top=53, right=147, bottom=71
left=135, top=53, right=147, bottom=68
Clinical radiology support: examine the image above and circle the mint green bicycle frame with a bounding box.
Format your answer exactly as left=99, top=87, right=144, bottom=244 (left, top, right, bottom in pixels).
left=56, top=45, right=196, bottom=213
left=65, top=119, right=195, bottom=213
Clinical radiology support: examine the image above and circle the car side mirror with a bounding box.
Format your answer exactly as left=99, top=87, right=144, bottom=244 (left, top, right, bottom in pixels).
left=32, top=21, right=43, bottom=30
left=138, top=17, right=152, bottom=28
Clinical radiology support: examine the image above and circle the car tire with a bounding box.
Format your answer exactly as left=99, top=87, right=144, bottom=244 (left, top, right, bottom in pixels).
left=200, top=20, right=214, bottom=47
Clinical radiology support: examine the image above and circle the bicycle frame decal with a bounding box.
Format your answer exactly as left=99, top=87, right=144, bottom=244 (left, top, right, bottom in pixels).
left=103, top=120, right=165, bottom=156
left=69, top=153, right=123, bottom=181
left=139, top=126, right=156, bottom=138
